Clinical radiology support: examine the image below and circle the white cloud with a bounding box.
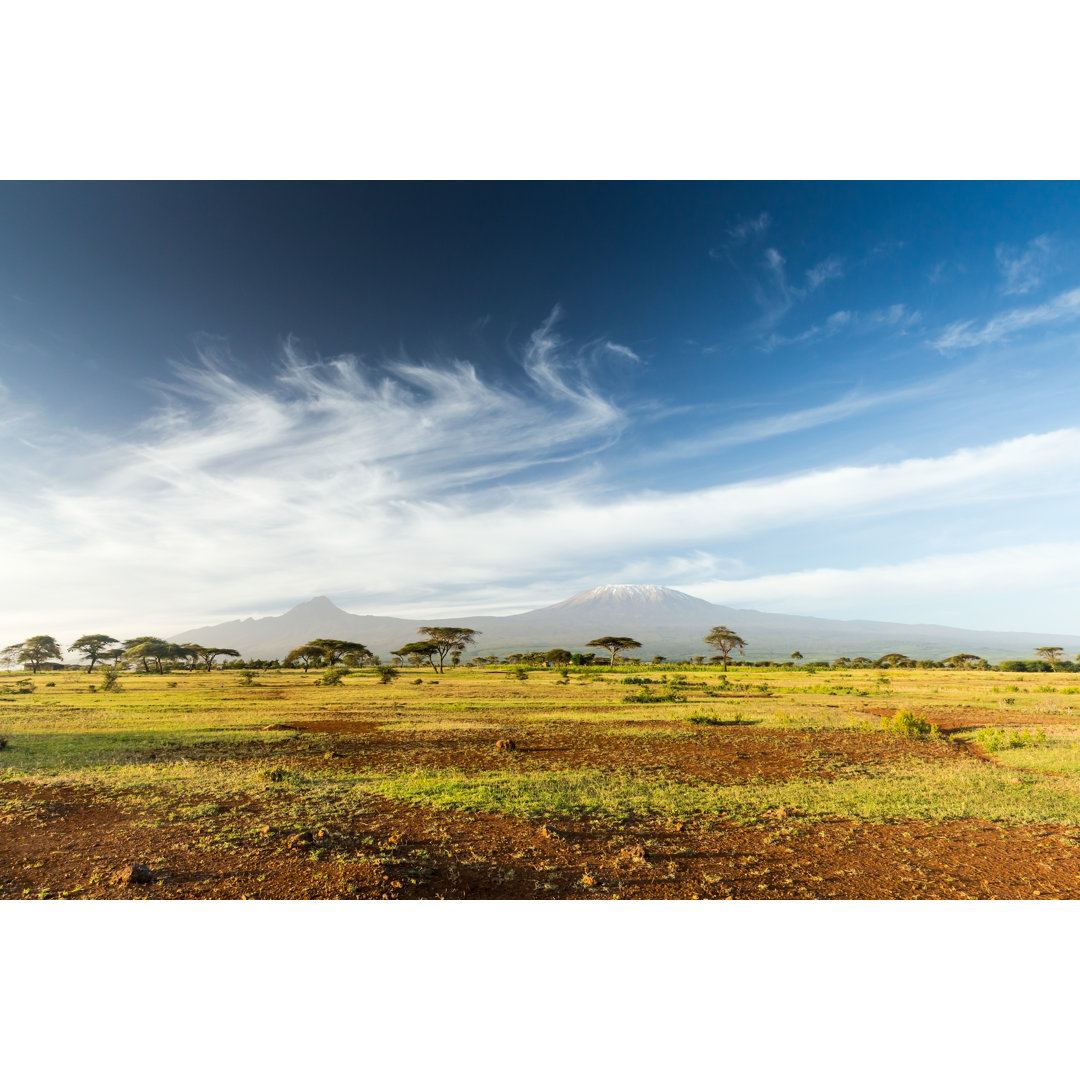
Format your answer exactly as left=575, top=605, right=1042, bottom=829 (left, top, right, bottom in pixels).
left=805, top=255, right=844, bottom=292
left=933, top=285, right=1080, bottom=350
left=6, top=308, right=1080, bottom=647
left=681, top=542, right=1080, bottom=634
left=709, top=212, right=771, bottom=258
left=996, top=233, right=1053, bottom=296
left=763, top=309, right=852, bottom=350
left=762, top=303, right=918, bottom=351
left=648, top=376, right=950, bottom=461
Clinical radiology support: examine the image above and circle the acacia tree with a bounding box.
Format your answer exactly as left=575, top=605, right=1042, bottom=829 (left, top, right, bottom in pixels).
left=943, top=654, right=983, bottom=669
left=414, top=627, right=480, bottom=673
left=704, top=626, right=746, bottom=672
left=1, top=635, right=63, bottom=673
left=177, top=643, right=207, bottom=670
left=284, top=645, right=325, bottom=672
left=306, top=639, right=370, bottom=667
left=122, top=637, right=173, bottom=673
left=876, top=653, right=912, bottom=668
left=1035, top=646, right=1063, bottom=670
left=790, top=651, right=803, bottom=664
left=199, top=647, right=241, bottom=671
left=394, top=642, right=440, bottom=671
left=586, top=636, right=642, bottom=668
left=69, top=634, right=119, bottom=673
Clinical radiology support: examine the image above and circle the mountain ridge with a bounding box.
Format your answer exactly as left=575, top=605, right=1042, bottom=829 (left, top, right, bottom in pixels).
left=168, top=584, right=1080, bottom=663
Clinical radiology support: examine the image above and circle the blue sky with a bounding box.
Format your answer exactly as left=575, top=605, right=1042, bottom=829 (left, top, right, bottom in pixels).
left=3, top=181, right=1080, bottom=643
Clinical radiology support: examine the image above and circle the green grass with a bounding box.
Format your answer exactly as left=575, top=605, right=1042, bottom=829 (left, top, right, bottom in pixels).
left=360, top=759, right=1080, bottom=826
left=7, top=665, right=1080, bottom=833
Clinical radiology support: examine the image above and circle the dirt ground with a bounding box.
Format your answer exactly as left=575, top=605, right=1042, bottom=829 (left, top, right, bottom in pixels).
left=5, top=710, right=1080, bottom=899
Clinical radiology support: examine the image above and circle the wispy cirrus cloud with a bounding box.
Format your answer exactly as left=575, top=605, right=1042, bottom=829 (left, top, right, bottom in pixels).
left=709, top=212, right=771, bottom=259
left=710, top=214, right=843, bottom=330
left=996, top=233, right=1054, bottom=296
left=932, top=285, right=1080, bottom=350
left=6, top=376, right=1080, bottom=644
left=762, top=303, right=918, bottom=352
left=647, top=375, right=949, bottom=462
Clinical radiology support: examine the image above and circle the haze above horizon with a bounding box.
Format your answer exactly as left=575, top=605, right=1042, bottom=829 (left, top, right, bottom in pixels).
left=4, top=182, right=1080, bottom=644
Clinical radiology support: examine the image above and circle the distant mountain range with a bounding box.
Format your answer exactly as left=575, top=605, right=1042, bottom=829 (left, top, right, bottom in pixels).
left=168, top=584, right=1080, bottom=663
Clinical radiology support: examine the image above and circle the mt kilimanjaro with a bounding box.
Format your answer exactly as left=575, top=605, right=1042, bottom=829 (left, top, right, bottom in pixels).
left=169, top=585, right=1080, bottom=663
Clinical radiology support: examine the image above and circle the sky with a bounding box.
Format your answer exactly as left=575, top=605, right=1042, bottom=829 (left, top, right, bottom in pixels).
left=3, top=181, right=1080, bottom=644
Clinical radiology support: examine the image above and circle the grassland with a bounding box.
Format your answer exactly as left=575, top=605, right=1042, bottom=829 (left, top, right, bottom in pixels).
left=3, top=663, right=1080, bottom=899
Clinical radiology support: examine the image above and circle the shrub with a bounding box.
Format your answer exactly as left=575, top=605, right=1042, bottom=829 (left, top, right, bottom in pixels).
left=685, top=711, right=753, bottom=726
left=0, top=736, right=8, bottom=751
left=100, top=668, right=123, bottom=692
left=976, top=727, right=1047, bottom=752
left=374, top=665, right=399, bottom=684
left=623, top=688, right=687, bottom=703
left=45, top=681, right=55, bottom=687
left=319, top=667, right=348, bottom=686
left=509, top=666, right=529, bottom=681
left=865, top=710, right=941, bottom=739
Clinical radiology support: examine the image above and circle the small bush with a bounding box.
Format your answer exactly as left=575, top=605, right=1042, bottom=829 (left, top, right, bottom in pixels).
left=100, top=669, right=123, bottom=693
left=976, top=727, right=1047, bottom=752
left=2, top=678, right=36, bottom=695
left=0, top=736, right=9, bottom=751
left=864, top=712, right=941, bottom=738
left=319, top=667, right=348, bottom=686
left=45, top=681, right=55, bottom=687
left=623, top=688, right=687, bottom=704
left=374, top=665, right=399, bottom=684
left=263, top=766, right=287, bottom=783
left=685, top=711, right=754, bottom=726
left=509, top=666, right=529, bottom=681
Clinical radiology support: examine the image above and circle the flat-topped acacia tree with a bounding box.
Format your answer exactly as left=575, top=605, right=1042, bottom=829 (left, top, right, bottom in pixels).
left=69, top=634, right=119, bottom=673
left=704, top=626, right=746, bottom=672
left=306, top=639, right=371, bottom=667
left=1035, top=646, right=1063, bottom=670
left=1, top=635, right=64, bottom=673
left=586, top=636, right=642, bottom=668
left=415, top=627, right=480, bottom=673
left=198, top=647, right=241, bottom=671
left=284, top=644, right=325, bottom=672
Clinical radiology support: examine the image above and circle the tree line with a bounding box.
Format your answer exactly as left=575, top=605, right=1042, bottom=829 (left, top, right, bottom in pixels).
left=3, top=624, right=1077, bottom=674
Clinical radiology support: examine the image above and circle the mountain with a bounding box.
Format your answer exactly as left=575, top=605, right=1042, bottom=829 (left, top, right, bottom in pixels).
left=168, top=585, right=1080, bottom=663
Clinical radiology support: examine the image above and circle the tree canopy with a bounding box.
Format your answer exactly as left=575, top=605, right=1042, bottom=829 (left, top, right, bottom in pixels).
left=198, top=647, right=241, bottom=671
left=394, top=642, right=440, bottom=671
left=415, top=627, right=480, bottom=673
left=306, top=639, right=371, bottom=667
left=69, top=634, right=119, bottom=672
left=585, top=636, right=642, bottom=667
left=1, top=635, right=63, bottom=673
left=1035, top=646, right=1064, bottom=670
left=703, top=626, right=746, bottom=671
left=284, top=644, right=326, bottom=671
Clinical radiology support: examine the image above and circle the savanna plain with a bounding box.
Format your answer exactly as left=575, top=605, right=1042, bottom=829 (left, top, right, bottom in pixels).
left=4, top=664, right=1080, bottom=900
